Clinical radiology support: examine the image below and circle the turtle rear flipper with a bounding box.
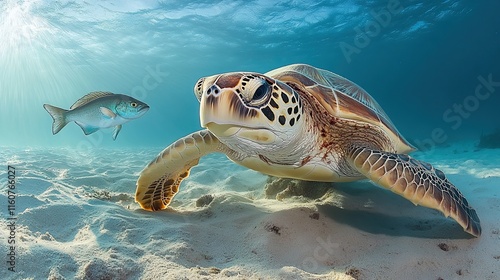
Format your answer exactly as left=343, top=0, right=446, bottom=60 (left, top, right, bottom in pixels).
left=136, top=130, right=224, bottom=211
left=347, top=146, right=481, bottom=237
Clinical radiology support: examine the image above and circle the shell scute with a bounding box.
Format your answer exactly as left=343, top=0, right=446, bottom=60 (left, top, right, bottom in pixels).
left=265, top=64, right=415, bottom=153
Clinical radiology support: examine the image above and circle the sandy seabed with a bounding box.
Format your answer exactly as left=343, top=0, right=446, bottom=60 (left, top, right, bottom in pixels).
left=0, top=141, right=499, bottom=280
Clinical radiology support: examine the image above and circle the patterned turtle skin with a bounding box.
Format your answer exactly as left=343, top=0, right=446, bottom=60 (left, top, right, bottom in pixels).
left=136, top=64, right=481, bottom=237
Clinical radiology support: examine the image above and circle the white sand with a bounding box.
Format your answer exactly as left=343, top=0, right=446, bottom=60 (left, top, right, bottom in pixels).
left=0, top=142, right=499, bottom=280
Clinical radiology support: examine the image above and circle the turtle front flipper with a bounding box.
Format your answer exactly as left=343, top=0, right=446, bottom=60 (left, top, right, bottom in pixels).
left=346, top=146, right=481, bottom=237
left=136, top=130, right=225, bottom=211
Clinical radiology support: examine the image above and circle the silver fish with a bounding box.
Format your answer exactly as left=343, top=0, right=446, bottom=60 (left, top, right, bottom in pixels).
left=43, top=91, right=149, bottom=140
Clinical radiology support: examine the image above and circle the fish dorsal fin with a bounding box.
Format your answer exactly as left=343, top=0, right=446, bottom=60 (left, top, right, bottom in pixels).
left=70, top=91, right=115, bottom=109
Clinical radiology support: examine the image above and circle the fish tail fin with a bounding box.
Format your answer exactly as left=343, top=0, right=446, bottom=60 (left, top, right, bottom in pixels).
left=43, top=104, right=69, bottom=134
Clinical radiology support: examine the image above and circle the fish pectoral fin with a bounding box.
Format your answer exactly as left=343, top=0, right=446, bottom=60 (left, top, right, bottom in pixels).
left=75, top=122, right=100, bottom=135
left=100, top=107, right=117, bottom=119
left=112, top=125, right=122, bottom=140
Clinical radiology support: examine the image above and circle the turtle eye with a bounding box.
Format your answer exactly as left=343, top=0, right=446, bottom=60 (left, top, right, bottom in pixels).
left=249, top=83, right=270, bottom=106
left=131, top=102, right=138, bottom=108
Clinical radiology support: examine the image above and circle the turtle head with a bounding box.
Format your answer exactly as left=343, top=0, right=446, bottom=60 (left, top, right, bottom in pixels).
left=194, top=72, right=305, bottom=147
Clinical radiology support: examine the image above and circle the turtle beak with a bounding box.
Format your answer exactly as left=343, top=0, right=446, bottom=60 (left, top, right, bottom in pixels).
left=204, top=123, right=241, bottom=137
left=200, top=88, right=257, bottom=129
left=204, top=122, right=276, bottom=144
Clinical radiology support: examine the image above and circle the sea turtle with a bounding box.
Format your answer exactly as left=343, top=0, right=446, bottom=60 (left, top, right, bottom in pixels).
left=135, top=64, right=481, bottom=237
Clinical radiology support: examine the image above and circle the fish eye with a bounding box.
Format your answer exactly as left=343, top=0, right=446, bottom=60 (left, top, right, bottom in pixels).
left=131, top=102, right=138, bottom=108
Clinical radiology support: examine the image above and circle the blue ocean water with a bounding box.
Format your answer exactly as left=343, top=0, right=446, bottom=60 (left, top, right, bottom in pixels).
left=2, top=2, right=500, bottom=279
left=1, top=0, right=499, bottom=149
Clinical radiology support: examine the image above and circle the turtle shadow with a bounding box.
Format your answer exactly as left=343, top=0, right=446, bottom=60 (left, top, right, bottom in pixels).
left=317, top=182, right=473, bottom=239
left=316, top=204, right=470, bottom=239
